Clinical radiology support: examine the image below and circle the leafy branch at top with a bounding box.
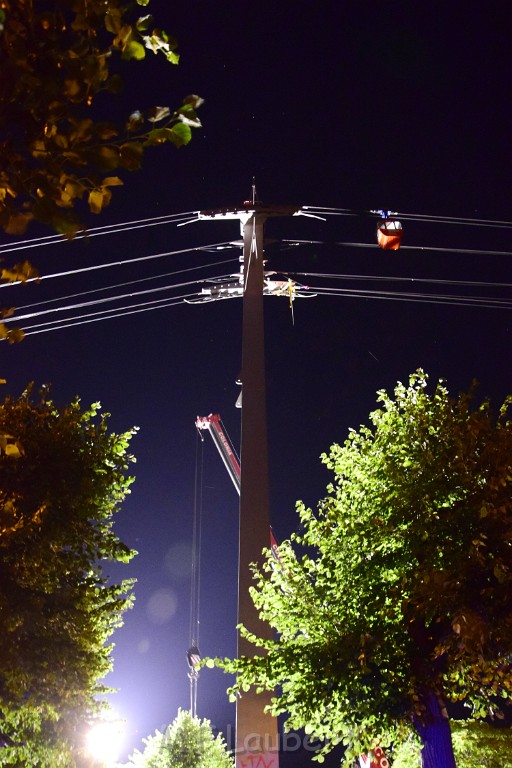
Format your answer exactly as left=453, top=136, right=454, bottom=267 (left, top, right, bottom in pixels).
left=0, top=0, right=203, bottom=236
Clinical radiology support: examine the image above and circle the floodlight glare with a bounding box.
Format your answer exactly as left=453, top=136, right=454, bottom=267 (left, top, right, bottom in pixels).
left=86, top=715, right=124, bottom=766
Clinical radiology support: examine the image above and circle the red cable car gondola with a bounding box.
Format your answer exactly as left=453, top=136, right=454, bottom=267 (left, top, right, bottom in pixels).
left=376, top=217, right=403, bottom=250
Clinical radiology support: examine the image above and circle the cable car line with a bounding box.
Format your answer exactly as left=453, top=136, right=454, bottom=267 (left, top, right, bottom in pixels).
left=10, top=278, right=512, bottom=341
left=18, top=292, right=197, bottom=337
left=0, top=241, right=238, bottom=289
left=1, top=204, right=510, bottom=338
left=0, top=210, right=196, bottom=255
left=8, top=260, right=511, bottom=334
left=394, top=212, right=512, bottom=230
left=2, top=273, right=236, bottom=324
left=5, top=243, right=509, bottom=331
left=303, top=206, right=512, bottom=230
left=12, top=258, right=240, bottom=313
left=13, top=289, right=510, bottom=338
left=287, top=270, right=512, bottom=290
left=302, top=206, right=359, bottom=217
left=308, top=285, right=512, bottom=310
left=17, top=267, right=509, bottom=323
left=1, top=206, right=511, bottom=259
left=279, top=239, right=512, bottom=258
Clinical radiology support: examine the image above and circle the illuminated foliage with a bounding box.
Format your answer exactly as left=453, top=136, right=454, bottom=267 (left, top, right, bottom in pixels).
left=127, top=709, right=234, bottom=768
left=215, top=371, right=512, bottom=767
left=0, top=260, right=41, bottom=344
left=393, top=720, right=512, bottom=768
left=0, top=0, right=202, bottom=236
left=0, top=386, right=137, bottom=766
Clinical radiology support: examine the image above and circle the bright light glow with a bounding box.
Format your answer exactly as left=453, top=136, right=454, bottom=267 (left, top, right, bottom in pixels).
left=86, top=713, right=124, bottom=766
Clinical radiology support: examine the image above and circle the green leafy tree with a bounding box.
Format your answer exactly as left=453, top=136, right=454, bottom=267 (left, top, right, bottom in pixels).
left=393, top=721, right=512, bottom=768
left=126, top=709, right=234, bottom=768
left=214, top=371, right=512, bottom=768
left=0, top=386, right=137, bottom=766
left=0, top=0, right=202, bottom=341
left=0, top=0, right=202, bottom=236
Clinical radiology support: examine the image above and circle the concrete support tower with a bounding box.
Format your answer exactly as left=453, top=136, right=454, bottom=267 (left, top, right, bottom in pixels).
left=198, top=198, right=300, bottom=768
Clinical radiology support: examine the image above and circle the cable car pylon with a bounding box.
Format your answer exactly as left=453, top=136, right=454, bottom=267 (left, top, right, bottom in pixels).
left=192, top=186, right=304, bottom=767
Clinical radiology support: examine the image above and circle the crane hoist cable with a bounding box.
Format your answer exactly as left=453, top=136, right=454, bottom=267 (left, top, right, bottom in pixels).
left=187, top=430, right=204, bottom=718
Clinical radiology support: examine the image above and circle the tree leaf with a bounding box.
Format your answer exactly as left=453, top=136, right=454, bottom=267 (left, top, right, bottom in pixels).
left=122, top=40, right=146, bottom=60
left=101, top=176, right=124, bottom=188
left=169, top=122, right=192, bottom=147
left=147, top=105, right=171, bottom=123
left=88, top=188, right=112, bottom=214
left=144, top=127, right=174, bottom=146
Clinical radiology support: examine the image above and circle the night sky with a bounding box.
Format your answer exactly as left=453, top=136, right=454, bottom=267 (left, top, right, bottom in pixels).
left=1, top=2, right=511, bottom=765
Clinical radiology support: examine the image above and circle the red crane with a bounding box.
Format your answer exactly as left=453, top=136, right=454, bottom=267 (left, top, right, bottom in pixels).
left=195, top=414, right=241, bottom=493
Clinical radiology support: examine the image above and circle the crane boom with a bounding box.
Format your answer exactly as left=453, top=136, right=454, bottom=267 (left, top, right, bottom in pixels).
left=195, top=414, right=241, bottom=494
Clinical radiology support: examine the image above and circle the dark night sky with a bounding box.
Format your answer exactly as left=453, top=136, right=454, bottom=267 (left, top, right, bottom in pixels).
left=1, top=2, right=511, bottom=765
